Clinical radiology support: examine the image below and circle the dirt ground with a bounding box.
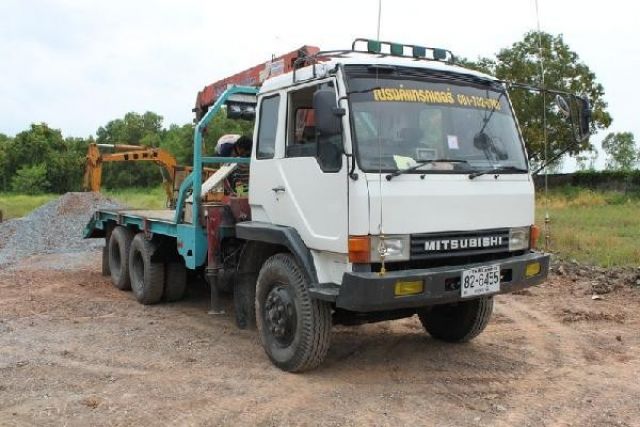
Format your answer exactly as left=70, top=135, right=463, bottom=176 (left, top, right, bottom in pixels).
left=1, top=251, right=639, bottom=427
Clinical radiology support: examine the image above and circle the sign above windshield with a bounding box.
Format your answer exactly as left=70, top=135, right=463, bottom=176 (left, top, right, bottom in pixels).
left=372, top=87, right=503, bottom=111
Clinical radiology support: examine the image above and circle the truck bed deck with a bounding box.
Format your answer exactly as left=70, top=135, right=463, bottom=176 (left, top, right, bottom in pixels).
left=84, top=206, right=207, bottom=269
left=83, top=207, right=195, bottom=240
left=113, top=209, right=177, bottom=223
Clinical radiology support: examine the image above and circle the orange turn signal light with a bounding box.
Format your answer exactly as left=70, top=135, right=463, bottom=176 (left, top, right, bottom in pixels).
left=348, top=236, right=371, bottom=263
left=530, top=225, right=541, bottom=249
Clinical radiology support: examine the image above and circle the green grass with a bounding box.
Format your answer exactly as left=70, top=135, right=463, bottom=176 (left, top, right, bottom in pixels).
left=102, top=187, right=166, bottom=210
left=0, top=187, right=166, bottom=220
left=2, top=186, right=638, bottom=267
left=0, top=193, right=58, bottom=219
left=535, top=188, right=640, bottom=267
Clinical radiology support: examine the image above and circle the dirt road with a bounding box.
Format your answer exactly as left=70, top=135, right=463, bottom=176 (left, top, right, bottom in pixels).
left=1, top=251, right=639, bottom=426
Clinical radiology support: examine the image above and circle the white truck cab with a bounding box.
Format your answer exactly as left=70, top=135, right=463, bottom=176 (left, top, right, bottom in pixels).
left=246, top=49, right=539, bottom=282
left=230, top=40, right=587, bottom=371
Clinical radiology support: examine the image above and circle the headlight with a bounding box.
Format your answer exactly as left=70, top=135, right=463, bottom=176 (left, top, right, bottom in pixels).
left=370, top=235, right=410, bottom=262
left=509, top=227, right=530, bottom=251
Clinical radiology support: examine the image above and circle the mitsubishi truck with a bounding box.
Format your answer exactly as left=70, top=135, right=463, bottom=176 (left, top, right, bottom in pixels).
left=84, top=38, right=591, bottom=372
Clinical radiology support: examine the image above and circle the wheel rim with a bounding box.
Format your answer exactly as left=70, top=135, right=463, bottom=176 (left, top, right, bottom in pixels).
left=264, top=283, right=297, bottom=347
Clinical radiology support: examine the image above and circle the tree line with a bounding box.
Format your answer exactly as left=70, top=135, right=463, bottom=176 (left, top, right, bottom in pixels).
left=0, top=31, right=638, bottom=195
left=0, top=111, right=252, bottom=194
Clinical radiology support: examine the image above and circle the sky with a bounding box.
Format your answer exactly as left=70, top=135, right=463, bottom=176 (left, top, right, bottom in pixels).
left=1, top=0, right=638, bottom=170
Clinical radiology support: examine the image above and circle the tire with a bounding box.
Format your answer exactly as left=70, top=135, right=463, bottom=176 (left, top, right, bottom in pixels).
left=108, top=226, right=134, bottom=290
left=101, top=245, right=110, bottom=276
left=255, top=253, right=332, bottom=372
left=164, top=262, right=187, bottom=302
left=128, top=233, right=165, bottom=305
left=418, top=297, right=494, bottom=343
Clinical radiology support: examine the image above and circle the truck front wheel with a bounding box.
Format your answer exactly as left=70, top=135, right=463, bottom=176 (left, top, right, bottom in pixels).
left=418, top=297, right=494, bottom=343
left=128, top=233, right=164, bottom=305
left=255, top=253, right=332, bottom=372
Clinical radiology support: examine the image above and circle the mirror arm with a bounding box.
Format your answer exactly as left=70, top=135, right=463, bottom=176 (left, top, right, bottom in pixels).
left=532, top=139, right=583, bottom=176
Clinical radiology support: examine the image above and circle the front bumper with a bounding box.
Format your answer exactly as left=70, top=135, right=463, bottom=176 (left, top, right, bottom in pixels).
left=310, top=251, right=550, bottom=312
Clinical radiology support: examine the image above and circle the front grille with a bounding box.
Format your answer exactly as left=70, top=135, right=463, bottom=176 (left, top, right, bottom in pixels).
left=411, top=228, right=510, bottom=260
left=371, top=250, right=523, bottom=272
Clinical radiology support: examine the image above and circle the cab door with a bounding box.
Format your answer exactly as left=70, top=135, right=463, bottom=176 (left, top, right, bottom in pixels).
left=249, top=82, right=348, bottom=254
left=276, top=80, right=347, bottom=253
left=248, top=92, right=286, bottom=224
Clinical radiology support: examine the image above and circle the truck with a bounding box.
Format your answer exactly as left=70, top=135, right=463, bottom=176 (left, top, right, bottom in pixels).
left=84, top=38, right=591, bottom=372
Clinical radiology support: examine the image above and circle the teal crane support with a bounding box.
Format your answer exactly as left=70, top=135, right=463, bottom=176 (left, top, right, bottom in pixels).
left=171, top=85, right=259, bottom=269
left=83, top=85, right=259, bottom=270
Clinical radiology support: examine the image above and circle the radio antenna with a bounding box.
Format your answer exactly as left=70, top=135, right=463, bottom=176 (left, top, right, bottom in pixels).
left=376, top=0, right=382, bottom=40
left=375, top=0, right=387, bottom=275
left=534, top=0, right=551, bottom=252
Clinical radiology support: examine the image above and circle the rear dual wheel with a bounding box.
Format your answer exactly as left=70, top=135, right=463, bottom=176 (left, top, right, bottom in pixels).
left=106, top=226, right=187, bottom=304
left=108, top=226, right=134, bottom=290
left=128, top=233, right=164, bottom=305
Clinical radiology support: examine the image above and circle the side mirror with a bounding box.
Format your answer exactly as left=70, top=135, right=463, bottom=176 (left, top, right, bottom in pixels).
left=579, top=96, right=592, bottom=137
left=313, top=89, right=344, bottom=136
left=226, top=102, right=256, bottom=121
left=555, top=94, right=571, bottom=119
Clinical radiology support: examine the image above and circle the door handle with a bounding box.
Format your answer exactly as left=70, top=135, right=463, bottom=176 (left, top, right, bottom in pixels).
left=271, top=185, right=286, bottom=193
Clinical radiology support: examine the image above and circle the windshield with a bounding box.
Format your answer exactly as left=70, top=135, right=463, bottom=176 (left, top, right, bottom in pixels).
left=347, top=74, right=528, bottom=174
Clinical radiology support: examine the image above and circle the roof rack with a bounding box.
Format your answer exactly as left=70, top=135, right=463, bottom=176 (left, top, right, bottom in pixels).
left=351, top=38, right=455, bottom=64
left=291, top=38, right=456, bottom=82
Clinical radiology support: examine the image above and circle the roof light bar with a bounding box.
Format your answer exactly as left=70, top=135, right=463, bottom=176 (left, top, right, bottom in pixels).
left=352, top=38, right=455, bottom=63
left=367, top=39, right=381, bottom=54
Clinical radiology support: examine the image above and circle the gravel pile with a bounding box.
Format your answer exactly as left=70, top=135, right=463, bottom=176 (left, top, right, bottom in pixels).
left=0, top=192, right=123, bottom=267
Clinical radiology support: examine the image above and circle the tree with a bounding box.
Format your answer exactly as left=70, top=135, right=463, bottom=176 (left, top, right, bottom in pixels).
left=96, top=111, right=164, bottom=145
left=0, top=123, right=91, bottom=193
left=575, top=150, right=598, bottom=171
left=466, top=32, right=612, bottom=166
left=161, top=124, right=194, bottom=165
left=95, top=112, right=166, bottom=189
left=9, top=123, right=66, bottom=168
left=0, top=134, right=12, bottom=191
left=46, top=136, right=88, bottom=192
left=202, top=109, right=254, bottom=156
left=11, top=164, right=50, bottom=194
left=601, top=132, right=638, bottom=171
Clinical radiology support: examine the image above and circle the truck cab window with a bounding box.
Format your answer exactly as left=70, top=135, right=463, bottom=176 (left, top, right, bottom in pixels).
left=286, top=83, right=343, bottom=172
left=256, top=95, right=280, bottom=159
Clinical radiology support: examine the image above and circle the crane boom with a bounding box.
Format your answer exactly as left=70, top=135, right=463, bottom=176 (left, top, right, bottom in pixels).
left=193, top=45, right=319, bottom=120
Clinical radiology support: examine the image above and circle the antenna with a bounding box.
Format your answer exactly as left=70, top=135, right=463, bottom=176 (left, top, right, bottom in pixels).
left=376, top=0, right=382, bottom=40
left=374, top=0, right=386, bottom=275
left=534, top=0, right=551, bottom=252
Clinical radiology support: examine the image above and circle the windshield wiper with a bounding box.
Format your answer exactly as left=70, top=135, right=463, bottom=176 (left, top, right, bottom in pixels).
left=468, top=165, right=528, bottom=179
left=386, top=159, right=469, bottom=181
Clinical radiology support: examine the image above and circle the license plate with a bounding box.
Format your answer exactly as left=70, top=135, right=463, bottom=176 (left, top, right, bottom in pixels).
left=461, top=265, right=500, bottom=298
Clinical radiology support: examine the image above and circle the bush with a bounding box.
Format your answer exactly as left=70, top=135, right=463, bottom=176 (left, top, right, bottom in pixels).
left=11, top=164, right=50, bottom=194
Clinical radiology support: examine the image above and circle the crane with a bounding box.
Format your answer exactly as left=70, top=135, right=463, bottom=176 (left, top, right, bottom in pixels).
left=193, top=45, right=319, bottom=120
